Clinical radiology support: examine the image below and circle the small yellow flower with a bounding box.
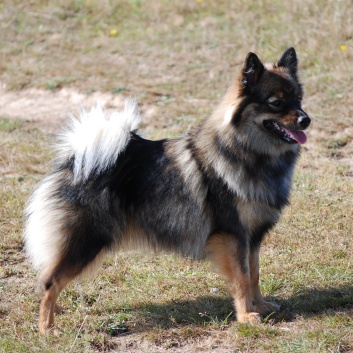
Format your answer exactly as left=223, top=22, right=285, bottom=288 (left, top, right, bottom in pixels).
left=340, top=45, right=347, bottom=51
left=197, top=0, right=203, bottom=3
left=109, top=29, right=118, bottom=37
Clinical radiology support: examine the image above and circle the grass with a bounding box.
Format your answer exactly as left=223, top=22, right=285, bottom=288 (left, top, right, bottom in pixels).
left=1, top=0, right=353, bottom=352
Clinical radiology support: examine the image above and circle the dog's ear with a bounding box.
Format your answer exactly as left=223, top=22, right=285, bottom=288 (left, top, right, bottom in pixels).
left=277, top=47, right=298, bottom=75
left=240, top=52, right=265, bottom=93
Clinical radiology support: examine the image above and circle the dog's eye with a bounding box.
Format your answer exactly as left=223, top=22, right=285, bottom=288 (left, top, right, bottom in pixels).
left=269, top=100, right=283, bottom=109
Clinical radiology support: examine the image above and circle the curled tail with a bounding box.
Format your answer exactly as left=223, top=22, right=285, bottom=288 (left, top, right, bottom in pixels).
left=57, top=99, right=140, bottom=182
left=24, top=99, right=140, bottom=274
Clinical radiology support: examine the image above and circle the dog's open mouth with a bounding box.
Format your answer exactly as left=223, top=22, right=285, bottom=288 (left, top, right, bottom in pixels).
left=263, top=120, right=307, bottom=144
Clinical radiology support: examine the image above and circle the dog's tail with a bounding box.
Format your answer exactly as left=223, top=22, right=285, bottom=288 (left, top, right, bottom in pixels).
left=57, top=99, right=141, bottom=182
left=24, top=100, right=141, bottom=275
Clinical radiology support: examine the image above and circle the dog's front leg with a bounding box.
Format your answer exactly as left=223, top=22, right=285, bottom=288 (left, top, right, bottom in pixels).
left=206, top=233, right=261, bottom=324
left=249, top=246, right=281, bottom=315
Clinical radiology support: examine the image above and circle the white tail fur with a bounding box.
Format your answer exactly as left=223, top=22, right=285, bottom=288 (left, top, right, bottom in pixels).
left=56, top=99, right=140, bottom=182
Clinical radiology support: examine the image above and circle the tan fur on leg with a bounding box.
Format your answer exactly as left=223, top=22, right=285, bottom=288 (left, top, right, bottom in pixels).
left=39, top=275, right=73, bottom=335
left=249, top=246, right=280, bottom=315
left=206, top=233, right=261, bottom=324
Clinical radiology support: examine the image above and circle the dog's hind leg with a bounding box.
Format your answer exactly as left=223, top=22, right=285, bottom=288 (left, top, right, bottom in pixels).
left=38, top=241, right=108, bottom=334
left=206, top=233, right=261, bottom=324
left=35, top=207, right=115, bottom=334
left=249, top=246, right=280, bottom=315
left=39, top=271, right=75, bottom=335
left=38, top=250, right=106, bottom=335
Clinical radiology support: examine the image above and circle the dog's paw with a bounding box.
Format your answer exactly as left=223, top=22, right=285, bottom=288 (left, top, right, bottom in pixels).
left=237, top=312, right=262, bottom=324
left=40, top=327, right=62, bottom=336
left=39, top=323, right=62, bottom=336
left=254, top=301, right=281, bottom=315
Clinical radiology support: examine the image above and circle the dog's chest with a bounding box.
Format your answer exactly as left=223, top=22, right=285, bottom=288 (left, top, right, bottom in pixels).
left=219, top=151, right=296, bottom=208
left=221, top=166, right=292, bottom=209
left=236, top=199, right=281, bottom=234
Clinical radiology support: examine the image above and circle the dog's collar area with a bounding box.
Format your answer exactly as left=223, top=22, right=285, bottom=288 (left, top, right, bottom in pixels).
left=263, top=120, right=307, bottom=144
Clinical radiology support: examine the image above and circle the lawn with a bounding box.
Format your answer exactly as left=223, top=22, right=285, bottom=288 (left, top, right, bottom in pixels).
left=0, top=1, right=353, bottom=352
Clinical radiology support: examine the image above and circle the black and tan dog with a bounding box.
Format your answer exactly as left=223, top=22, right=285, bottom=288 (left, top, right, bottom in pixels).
left=24, top=48, right=310, bottom=334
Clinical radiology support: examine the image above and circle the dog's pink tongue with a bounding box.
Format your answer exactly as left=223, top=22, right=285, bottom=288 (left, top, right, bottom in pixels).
left=283, top=127, right=307, bottom=144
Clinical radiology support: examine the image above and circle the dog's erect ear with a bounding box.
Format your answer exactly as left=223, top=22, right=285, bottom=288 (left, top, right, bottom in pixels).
left=240, top=52, right=265, bottom=92
left=277, top=47, right=298, bottom=75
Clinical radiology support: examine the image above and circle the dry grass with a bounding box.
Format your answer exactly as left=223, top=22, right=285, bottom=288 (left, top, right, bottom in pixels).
left=1, top=1, right=353, bottom=352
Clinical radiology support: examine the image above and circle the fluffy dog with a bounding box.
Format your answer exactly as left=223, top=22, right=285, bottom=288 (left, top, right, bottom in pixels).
left=24, top=47, right=310, bottom=334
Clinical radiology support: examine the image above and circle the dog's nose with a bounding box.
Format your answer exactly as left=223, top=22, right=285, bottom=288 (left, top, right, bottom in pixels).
left=297, top=116, right=311, bottom=129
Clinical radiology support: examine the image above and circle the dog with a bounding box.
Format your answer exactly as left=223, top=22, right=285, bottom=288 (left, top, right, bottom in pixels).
left=24, top=47, right=310, bottom=334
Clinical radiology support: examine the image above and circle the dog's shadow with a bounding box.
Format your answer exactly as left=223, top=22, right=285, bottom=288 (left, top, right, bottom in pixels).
left=265, top=284, right=353, bottom=323
left=108, top=284, right=353, bottom=334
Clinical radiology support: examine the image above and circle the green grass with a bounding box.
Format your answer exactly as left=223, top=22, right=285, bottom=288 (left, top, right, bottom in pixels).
left=1, top=1, right=353, bottom=352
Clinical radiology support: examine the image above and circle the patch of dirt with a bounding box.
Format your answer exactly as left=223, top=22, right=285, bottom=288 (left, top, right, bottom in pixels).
left=108, top=332, right=235, bottom=353
left=0, top=83, right=157, bottom=133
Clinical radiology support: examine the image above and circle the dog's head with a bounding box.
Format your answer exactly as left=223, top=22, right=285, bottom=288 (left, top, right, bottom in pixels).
left=224, top=48, right=310, bottom=153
